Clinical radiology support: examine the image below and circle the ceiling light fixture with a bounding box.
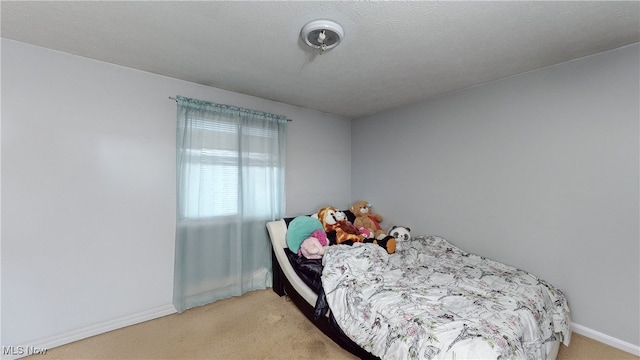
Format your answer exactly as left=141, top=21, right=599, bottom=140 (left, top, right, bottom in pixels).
left=300, top=19, right=344, bottom=54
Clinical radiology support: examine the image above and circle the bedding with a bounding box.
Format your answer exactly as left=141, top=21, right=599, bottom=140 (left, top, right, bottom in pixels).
left=285, top=248, right=324, bottom=293
left=321, top=236, right=571, bottom=360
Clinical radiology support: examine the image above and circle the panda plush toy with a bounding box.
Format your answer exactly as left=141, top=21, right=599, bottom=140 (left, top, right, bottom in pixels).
left=388, top=225, right=411, bottom=242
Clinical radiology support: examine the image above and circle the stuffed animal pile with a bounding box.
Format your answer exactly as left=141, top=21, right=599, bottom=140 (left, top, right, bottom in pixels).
left=315, top=204, right=397, bottom=254
left=290, top=203, right=405, bottom=258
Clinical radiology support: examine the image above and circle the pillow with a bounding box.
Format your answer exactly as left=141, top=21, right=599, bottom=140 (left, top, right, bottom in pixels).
left=286, top=216, right=324, bottom=254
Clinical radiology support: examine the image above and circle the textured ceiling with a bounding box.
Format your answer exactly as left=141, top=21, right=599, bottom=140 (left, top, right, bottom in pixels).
left=2, top=1, right=639, bottom=119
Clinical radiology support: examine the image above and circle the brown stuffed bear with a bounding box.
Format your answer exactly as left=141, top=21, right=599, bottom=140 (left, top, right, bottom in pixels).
left=351, top=201, right=387, bottom=240
left=350, top=201, right=397, bottom=254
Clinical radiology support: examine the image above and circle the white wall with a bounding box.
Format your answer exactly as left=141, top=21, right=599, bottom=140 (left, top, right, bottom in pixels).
left=284, top=107, right=353, bottom=215
left=0, top=39, right=351, bottom=349
left=351, top=44, right=639, bottom=349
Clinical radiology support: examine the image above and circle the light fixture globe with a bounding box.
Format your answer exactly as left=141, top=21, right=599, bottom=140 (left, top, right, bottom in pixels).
left=300, top=19, right=344, bottom=50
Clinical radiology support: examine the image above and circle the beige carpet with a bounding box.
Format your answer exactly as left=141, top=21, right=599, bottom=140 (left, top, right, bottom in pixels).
left=30, top=289, right=638, bottom=360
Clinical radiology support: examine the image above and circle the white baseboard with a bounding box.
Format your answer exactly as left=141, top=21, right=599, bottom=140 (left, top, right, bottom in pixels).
left=3, top=304, right=177, bottom=360
left=571, top=322, right=640, bottom=357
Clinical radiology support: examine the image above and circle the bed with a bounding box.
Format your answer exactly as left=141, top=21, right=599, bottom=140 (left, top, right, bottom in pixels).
left=266, top=213, right=571, bottom=360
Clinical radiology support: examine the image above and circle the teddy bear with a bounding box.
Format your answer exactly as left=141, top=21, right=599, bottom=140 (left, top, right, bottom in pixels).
left=350, top=201, right=398, bottom=254
left=298, top=229, right=329, bottom=259
left=350, top=201, right=388, bottom=240
left=317, top=206, right=365, bottom=245
left=388, top=225, right=411, bottom=242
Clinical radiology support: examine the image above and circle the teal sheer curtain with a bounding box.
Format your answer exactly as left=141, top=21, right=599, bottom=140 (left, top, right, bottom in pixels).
left=173, top=95, right=287, bottom=313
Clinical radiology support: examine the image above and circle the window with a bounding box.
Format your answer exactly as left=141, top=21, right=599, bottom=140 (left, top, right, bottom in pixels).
left=178, top=118, right=283, bottom=220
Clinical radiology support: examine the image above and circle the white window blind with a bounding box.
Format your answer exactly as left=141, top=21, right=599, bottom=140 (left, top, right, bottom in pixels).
left=180, top=118, right=281, bottom=220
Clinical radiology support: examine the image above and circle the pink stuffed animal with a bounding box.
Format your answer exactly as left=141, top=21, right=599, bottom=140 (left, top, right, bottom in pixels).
left=298, top=229, right=329, bottom=259
left=358, top=226, right=373, bottom=239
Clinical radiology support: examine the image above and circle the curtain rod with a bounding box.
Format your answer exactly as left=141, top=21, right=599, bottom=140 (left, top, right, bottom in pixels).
left=168, top=97, right=292, bottom=122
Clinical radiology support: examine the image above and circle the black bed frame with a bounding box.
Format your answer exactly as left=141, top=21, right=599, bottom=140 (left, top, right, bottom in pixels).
left=271, top=250, right=379, bottom=359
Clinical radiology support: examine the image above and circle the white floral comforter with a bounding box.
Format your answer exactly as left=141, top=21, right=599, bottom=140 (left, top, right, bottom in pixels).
left=321, top=236, right=571, bottom=360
